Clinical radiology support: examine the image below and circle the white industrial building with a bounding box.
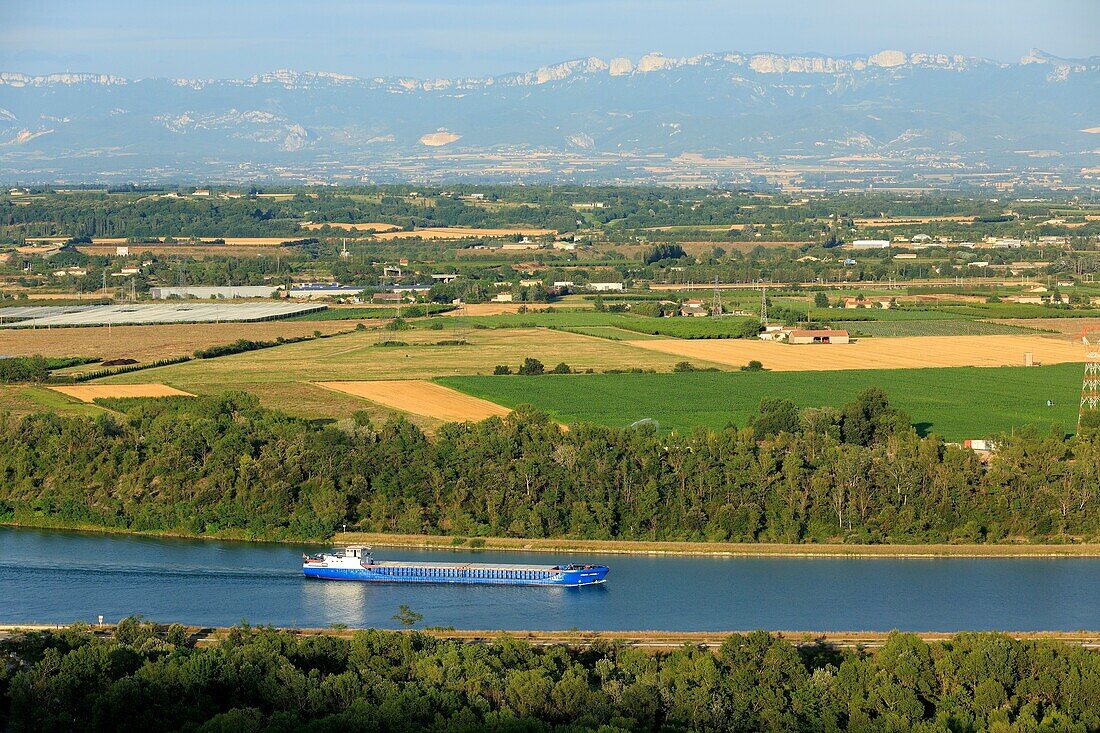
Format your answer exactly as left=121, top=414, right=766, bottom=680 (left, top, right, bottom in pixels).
left=150, top=286, right=282, bottom=299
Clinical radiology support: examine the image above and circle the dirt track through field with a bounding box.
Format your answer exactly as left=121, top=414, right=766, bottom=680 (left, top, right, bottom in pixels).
left=50, top=384, right=194, bottom=401
left=316, top=380, right=511, bottom=422
left=624, top=335, right=1086, bottom=371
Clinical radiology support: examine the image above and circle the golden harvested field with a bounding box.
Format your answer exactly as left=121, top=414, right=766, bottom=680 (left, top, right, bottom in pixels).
left=233, top=381, right=443, bottom=432
left=373, top=227, right=556, bottom=240
left=317, top=380, right=510, bottom=422
left=300, top=222, right=400, bottom=232
left=78, top=245, right=287, bottom=257
left=624, top=335, right=1085, bottom=371
left=50, top=384, right=193, bottom=401
left=0, top=321, right=354, bottom=363
left=853, top=216, right=978, bottom=226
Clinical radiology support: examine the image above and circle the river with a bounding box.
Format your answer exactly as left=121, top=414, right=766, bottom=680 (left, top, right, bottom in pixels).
left=3, top=527, right=1098, bottom=631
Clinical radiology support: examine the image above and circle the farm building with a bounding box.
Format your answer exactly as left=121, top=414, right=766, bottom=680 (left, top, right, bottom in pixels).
left=288, top=284, right=369, bottom=299
left=851, top=240, right=890, bottom=249
left=588, top=282, right=625, bottom=292
left=680, top=299, right=707, bottom=317
left=371, top=293, right=403, bottom=303
left=757, top=324, right=787, bottom=341
left=788, top=329, right=850, bottom=345
left=843, top=297, right=892, bottom=309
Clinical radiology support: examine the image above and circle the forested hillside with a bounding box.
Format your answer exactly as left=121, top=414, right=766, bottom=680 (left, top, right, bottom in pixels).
left=1, top=392, right=1097, bottom=544
left=3, top=621, right=1100, bottom=732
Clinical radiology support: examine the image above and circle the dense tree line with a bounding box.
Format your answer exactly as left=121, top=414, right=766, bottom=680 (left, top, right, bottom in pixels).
left=3, top=621, right=1100, bottom=732
left=0, top=391, right=1097, bottom=544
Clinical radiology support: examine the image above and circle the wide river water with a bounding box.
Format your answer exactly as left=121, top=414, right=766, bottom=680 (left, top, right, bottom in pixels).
left=3, top=527, right=1099, bottom=631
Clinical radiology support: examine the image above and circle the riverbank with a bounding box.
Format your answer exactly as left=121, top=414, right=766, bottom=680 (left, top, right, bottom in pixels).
left=338, top=531, right=1100, bottom=558
left=4, top=624, right=1100, bottom=650
left=0, top=518, right=314, bottom=545
left=6, top=521, right=1100, bottom=557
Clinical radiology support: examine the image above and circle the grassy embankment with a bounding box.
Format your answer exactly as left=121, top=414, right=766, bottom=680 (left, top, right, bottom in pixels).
left=336, top=531, right=1100, bottom=558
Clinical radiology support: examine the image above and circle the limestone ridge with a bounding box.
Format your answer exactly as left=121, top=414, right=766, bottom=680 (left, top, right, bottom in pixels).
left=0, top=50, right=1096, bottom=182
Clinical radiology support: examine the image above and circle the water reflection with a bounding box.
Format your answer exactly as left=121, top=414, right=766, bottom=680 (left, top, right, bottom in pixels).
left=3, top=527, right=1100, bottom=631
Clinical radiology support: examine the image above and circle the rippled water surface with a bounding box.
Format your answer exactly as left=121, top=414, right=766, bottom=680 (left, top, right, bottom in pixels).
left=3, top=527, right=1099, bottom=630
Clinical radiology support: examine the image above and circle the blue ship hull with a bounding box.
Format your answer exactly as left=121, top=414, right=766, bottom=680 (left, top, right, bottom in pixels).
left=303, top=563, right=609, bottom=587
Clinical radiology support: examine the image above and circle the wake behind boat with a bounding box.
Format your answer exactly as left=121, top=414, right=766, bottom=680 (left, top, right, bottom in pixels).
left=302, top=546, right=609, bottom=587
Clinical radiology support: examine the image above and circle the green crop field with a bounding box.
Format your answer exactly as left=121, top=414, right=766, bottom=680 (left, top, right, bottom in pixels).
left=440, top=363, right=1084, bottom=440
left=940, top=304, right=1100, bottom=319
left=559, top=326, right=664, bottom=340
left=834, top=320, right=1044, bottom=338
left=425, top=311, right=758, bottom=338
left=808, top=308, right=970, bottom=321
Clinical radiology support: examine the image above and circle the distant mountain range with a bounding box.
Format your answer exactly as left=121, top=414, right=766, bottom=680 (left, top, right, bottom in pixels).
left=0, top=49, right=1098, bottom=186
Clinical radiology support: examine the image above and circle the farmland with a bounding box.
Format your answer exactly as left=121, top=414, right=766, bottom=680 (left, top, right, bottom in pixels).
left=317, top=380, right=510, bottom=422
left=91, top=327, right=699, bottom=419
left=0, top=320, right=354, bottom=363
left=625, top=334, right=1084, bottom=371
left=372, top=226, right=556, bottom=240
left=49, top=384, right=194, bottom=401
left=0, top=385, right=110, bottom=417
left=441, top=362, right=1084, bottom=439
left=427, top=311, right=758, bottom=338
left=834, top=320, right=1042, bottom=338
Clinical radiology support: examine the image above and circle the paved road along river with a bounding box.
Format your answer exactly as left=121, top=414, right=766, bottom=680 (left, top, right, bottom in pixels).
left=3, top=527, right=1099, bottom=631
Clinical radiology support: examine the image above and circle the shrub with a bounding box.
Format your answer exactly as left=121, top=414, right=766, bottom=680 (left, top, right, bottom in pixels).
left=741, top=360, right=765, bottom=372
left=550, top=362, right=572, bottom=374
left=517, top=358, right=545, bottom=376
left=493, top=365, right=513, bottom=375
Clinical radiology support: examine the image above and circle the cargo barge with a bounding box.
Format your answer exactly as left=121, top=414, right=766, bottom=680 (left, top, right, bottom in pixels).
left=302, top=546, right=609, bottom=587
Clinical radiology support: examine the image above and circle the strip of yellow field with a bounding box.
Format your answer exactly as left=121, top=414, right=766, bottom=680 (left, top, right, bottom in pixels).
left=316, top=380, right=511, bottom=422
left=300, top=222, right=400, bottom=232
left=373, top=226, right=555, bottom=240
left=336, top=532, right=1100, bottom=558
left=50, top=384, right=194, bottom=401
left=624, top=335, right=1084, bottom=371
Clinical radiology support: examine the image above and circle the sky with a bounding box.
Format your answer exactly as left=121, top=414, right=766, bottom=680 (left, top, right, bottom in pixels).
left=1, top=0, right=1098, bottom=80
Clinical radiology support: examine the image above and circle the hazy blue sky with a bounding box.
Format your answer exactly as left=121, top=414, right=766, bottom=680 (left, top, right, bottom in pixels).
left=2, top=0, right=1097, bottom=79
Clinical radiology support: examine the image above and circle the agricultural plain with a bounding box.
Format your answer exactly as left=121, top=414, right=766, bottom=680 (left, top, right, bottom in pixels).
left=441, top=362, right=1085, bottom=439
left=50, top=384, right=194, bottom=401
left=624, top=335, right=1084, bottom=371
left=317, top=380, right=510, bottom=422
left=372, top=227, right=555, bottom=240
left=91, top=327, right=700, bottom=420
left=0, top=321, right=354, bottom=363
